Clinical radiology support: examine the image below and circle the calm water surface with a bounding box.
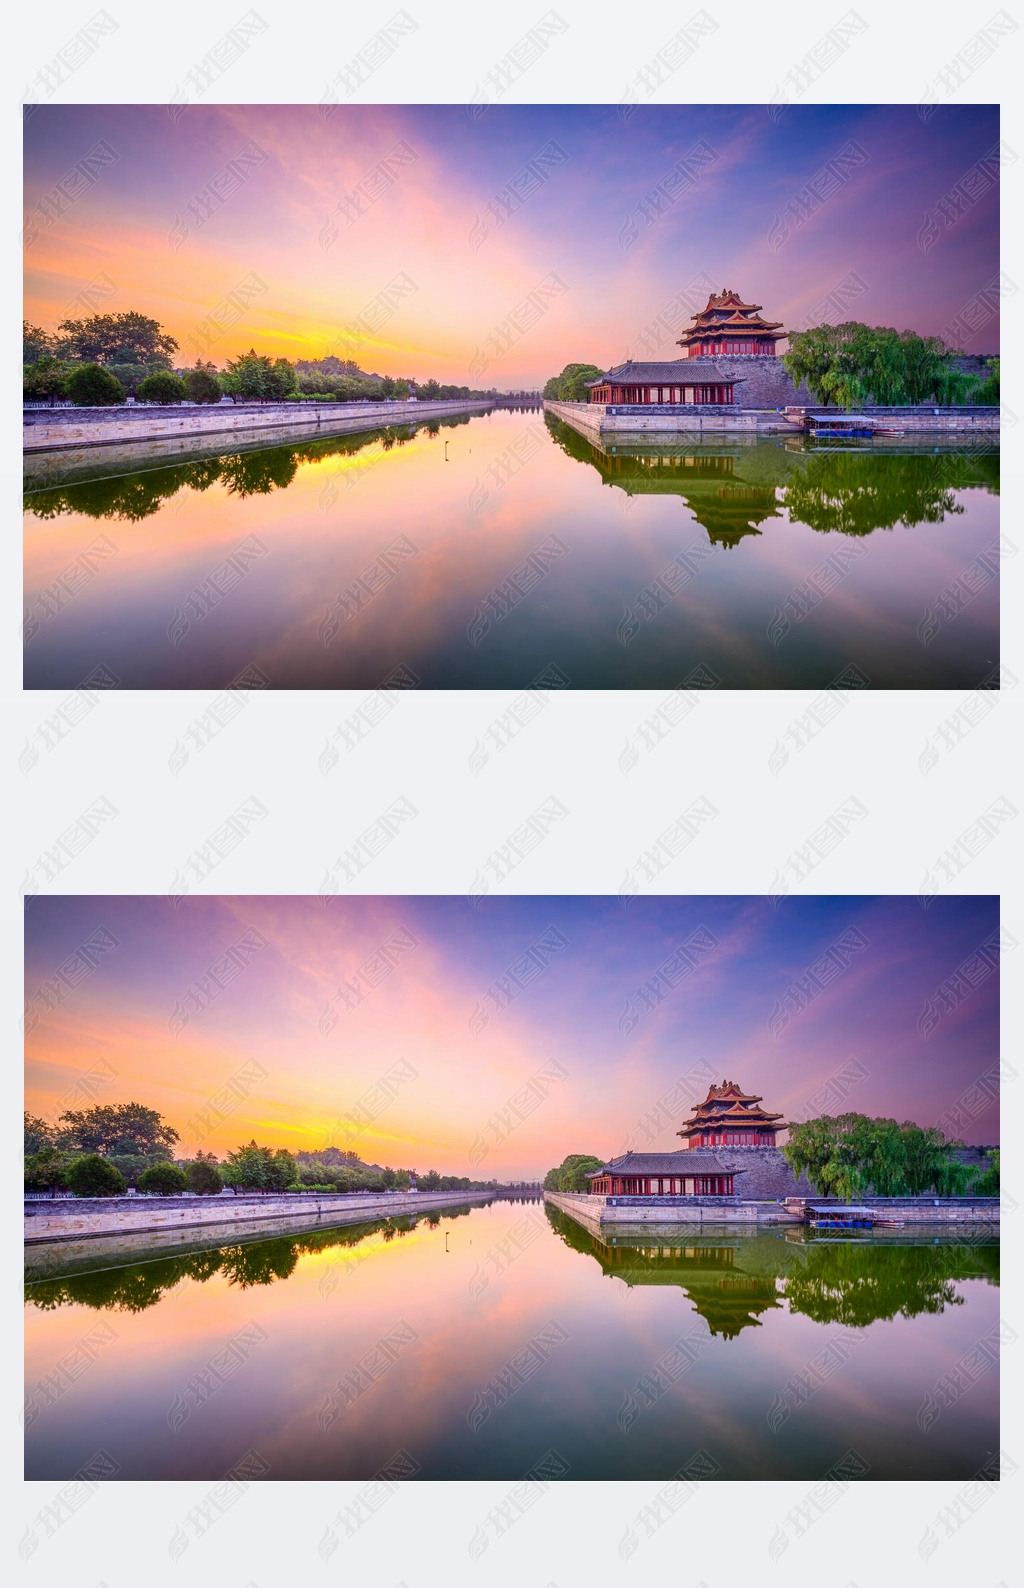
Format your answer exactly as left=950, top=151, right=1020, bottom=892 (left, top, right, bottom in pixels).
left=25, top=1200, right=999, bottom=1480
left=23, top=411, right=999, bottom=688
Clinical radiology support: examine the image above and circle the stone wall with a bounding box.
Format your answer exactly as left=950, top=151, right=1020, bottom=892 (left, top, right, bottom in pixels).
left=24, top=398, right=494, bottom=452
left=25, top=1188, right=494, bottom=1243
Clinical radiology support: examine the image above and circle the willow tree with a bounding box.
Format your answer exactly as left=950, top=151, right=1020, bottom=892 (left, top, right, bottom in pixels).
left=783, top=322, right=977, bottom=410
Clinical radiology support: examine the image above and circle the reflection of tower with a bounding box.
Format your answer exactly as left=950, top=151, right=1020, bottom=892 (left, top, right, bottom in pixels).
left=599, top=1240, right=783, bottom=1339
left=588, top=450, right=782, bottom=546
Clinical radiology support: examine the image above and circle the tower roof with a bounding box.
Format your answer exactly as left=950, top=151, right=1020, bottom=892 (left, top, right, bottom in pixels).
left=677, top=289, right=786, bottom=349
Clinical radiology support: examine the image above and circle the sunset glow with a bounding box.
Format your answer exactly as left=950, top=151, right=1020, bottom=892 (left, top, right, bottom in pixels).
left=24, top=896, right=999, bottom=1173
left=24, top=105, right=1000, bottom=383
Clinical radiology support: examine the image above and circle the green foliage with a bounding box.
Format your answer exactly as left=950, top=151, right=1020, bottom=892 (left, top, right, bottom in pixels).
left=972, top=357, right=1000, bottom=404
left=58, top=1101, right=180, bottom=1156
left=783, top=1114, right=974, bottom=1198
left=136, top=371, right=187, bottom=403
left=544, top=1153, right=605, bottom=1191
left=782, top=323, right=979, bottom=411
left=182, top=366, right=223, bottom=404
left=67, top=1154, right=126, bottom=1197
left=185, top=1155, right=224, bottom=1194
left=56, top=310, right=178, bottom=367
left=544, top=363, right=604, bottom=402
left=222, top=1140, right=298, bottom=1192
left=221, top=350, right=298, bottom=402
left=24, top=1147, right=69, bottom=1192
left=23, top=356, right=71, bottom=404
left=137, top=1161, right=189, bottom=1193
left=64, top=363, right=125, bottom=406
left=24, top=320, right=55, bottom=363
left=972, top=1148, right=1000, bottom=1195
left=25, top=1112, right=55, bottom=1155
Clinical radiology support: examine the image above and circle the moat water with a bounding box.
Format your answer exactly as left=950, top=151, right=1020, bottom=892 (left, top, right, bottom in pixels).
left=24, top=1199, right=999, bottom=1481
left=23, top=410, right=999, bottom=689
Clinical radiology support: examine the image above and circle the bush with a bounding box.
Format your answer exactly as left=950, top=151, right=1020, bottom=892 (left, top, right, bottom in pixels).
left=183, top=367, right=222, bottom=404
left=185, top=1158, right=223, bottom=1194
left=65, top=363, right=125, bottom=406
left=137, top=1162, right=189, bottom=1193
left=136, top=371, right=187, bottom=404
left=67, top=1154, right=126, bottom=1196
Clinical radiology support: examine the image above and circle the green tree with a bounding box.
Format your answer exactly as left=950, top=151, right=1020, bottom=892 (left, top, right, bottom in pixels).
left=972, top=357, right=999, bottom=404
left=64, top=363, right=125, bottom=406
left=136, top=371, right=187, bottom=403
left=543, top=1153, right=605, bottom=1191
left=784, top=1113, right=973, bottom=1197
left=67, top=1154, right=126, bottom=1197
left=972, top=1148, right=1000, bottom=1195
left=58, top=1102, right=180, bottom=1157
left=23, top=356, right=71, bottom=405
left=223, top=1140, right=296, bottom=1192
left=24, top=320, right=54, bottom=363
left=783, top=322, right=977, bottom=411
left=185, top=1154, right=223, bottom=1194
left=24, top=1112, right=55, bottom=1155
left=221, top=350, right=297, bottom=403
left=137, top=1162, right=189, bottom=1193
left=542, top=375, right=561, bottom=400
left=24, top=1147, right=69, bottom=1193
left=560, top=363, right=604, bottom=401
left=57, top=311, right=178, bottom=367
left=183, top=365, right=222, bottom=404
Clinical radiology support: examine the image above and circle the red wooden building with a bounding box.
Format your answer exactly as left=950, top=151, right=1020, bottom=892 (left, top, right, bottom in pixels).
left=586, top=1150, right=740, bottom=1197
left=676, top=1080, right=788, bottom=1148
left=677, top=289, right=786, bottom=357
left=586, top=358, right=740, bottom=406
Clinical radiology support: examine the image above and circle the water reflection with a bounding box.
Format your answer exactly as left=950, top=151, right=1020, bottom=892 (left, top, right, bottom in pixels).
left=26, top=1207, right=477, bottom=1313
left=546, top=1208, right=998, bottom=1337
left=24, top=409, right=999, bottom=688
left=24, top=1200, right=999, bottom=1481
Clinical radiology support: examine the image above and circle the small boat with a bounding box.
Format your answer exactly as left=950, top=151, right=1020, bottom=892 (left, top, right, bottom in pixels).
left=873, top=427, right=905, bottom=436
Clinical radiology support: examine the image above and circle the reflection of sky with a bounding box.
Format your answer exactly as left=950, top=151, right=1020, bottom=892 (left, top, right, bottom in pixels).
left=23, top=1204, right=999, bottom=1480
left=24, top=105, right=999, bottom=381
left=23, top=414, right=1000, bottom=688
left=24, top=893, right=999, bottom=1169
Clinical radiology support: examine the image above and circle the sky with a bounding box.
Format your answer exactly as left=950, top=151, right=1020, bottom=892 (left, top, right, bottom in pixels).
left=24, top=896, right=1000, bottom=1175
left=23, top=104, right=1000, bottom=385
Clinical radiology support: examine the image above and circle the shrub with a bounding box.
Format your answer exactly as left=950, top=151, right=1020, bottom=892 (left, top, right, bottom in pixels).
left=136, top=371, right=187, bottom=404
left=183, top=367, right=222, bottom=404
left=64, top=363, right=125, bottom=406
left=67, top=1154, right=126, bottom=1197
left=185, top=1158, right=223, bottom=1194
left=137, top=1162, right=189, bottom=1194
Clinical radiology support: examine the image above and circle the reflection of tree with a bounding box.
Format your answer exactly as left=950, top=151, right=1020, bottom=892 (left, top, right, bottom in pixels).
left=26, top=1203, right=478, bottom=1312
left=544, top=414, right=999, bottom=542
left=783, top=1238, right=998, bottom=1326
left=545, top=1206, right=998, bottom=1334
left=24, top=412, right=472, bottom=523
left=779, top=452, right=971, bottom=536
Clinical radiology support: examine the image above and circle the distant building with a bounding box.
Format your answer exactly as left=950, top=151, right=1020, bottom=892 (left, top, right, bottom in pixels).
left=583, top=1079, right=788, bottom=1196
left=676, top=288, right=786, bottom=358
left=586, top=359, right=739, bottom=406
left=676, top=1079, right=787, bottom=1148
left=586, top=1151, right=740, bottom=1196
left=583, top=289, right=790, bottom=407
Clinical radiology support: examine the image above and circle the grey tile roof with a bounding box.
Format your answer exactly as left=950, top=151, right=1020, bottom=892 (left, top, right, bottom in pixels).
left=587, top=1151, right=743, bottom=1176
left=586, top=359, right=746, bottom=386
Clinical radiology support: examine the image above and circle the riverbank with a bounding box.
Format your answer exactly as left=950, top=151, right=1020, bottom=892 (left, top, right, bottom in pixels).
left=545, top=398, right=1001, bottom=439
left=545, top=1190, right=1000, bottom=1234
left=24, top=1187, right=495, bottom=1249
left=23, top=397, right=494, bottom=454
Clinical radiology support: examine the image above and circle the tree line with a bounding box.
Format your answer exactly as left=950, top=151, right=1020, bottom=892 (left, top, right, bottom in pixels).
left=23, top=1103, right=527, bottom=1198
left=23, top=312, right=499, bottom=407
left=783, top=1114, right=998, bottom=1198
